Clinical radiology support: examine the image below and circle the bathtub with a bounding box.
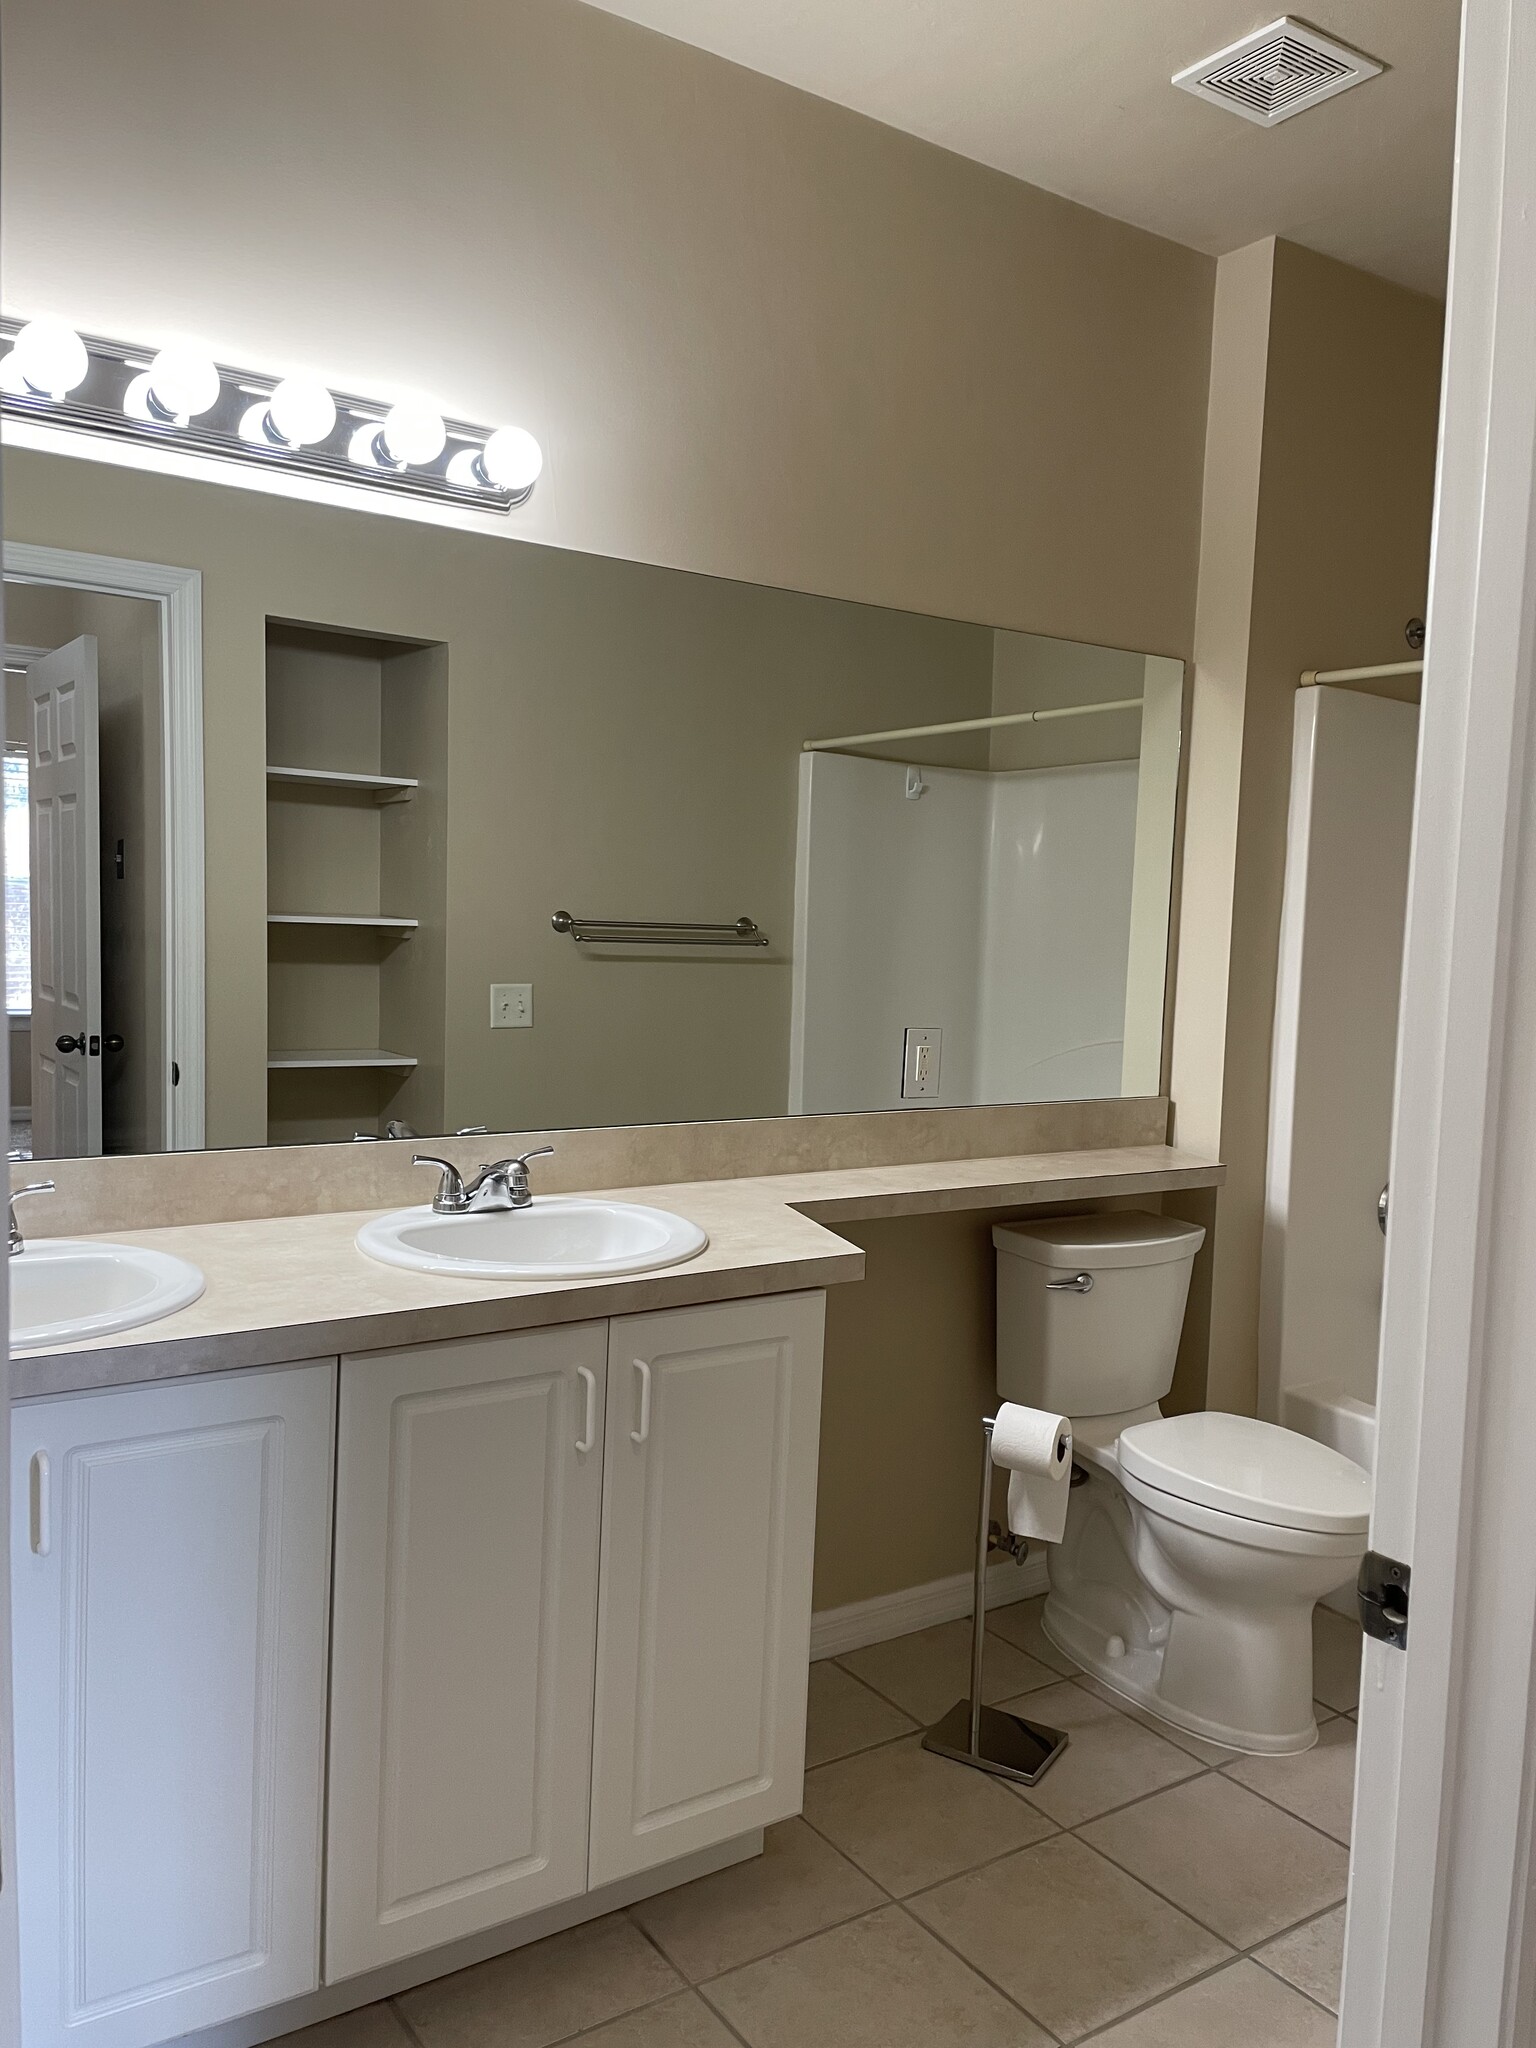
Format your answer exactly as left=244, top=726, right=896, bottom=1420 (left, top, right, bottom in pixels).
left=1282, top=1378, right=1377, bottom=1476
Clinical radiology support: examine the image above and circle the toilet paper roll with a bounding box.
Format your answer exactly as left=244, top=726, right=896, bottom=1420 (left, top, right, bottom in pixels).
left=991, top=1402, right=1073, bottom=1545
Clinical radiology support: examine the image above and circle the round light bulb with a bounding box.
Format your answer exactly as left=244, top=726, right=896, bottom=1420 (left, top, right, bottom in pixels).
left=480, top=426, right=543, bottom=492
left=379, top=400, right=445, bottom=468
left=7, top=318, right=89, bottom=399
left=266, top=377, right=336, bottom=448
left=147, top=345, right=221, bottom=422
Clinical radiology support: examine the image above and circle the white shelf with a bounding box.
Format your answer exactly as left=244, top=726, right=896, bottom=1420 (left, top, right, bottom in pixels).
left=266, top=764, right=418, bottom=799
left=267, top=1050, right=419, bottom=1072
left=267, top=913, right=419, bottom=932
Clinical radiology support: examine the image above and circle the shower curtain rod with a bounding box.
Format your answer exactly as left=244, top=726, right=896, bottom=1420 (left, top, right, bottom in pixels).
left=1299, top=659, right=1425, bottom=685
left=802, top=695, right=1143, bottom=753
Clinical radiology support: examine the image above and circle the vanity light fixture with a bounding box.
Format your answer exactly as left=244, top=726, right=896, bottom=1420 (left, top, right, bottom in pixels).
left=447, top=424, right=543, bottom=494
left=0, top=317, right=90, bottom=401
left=0, top=314, right=542, bottom=513
left=239, top=375, right=337, bottom=450
left=123, top=345, right=222, bottom=426
left=348, top=399, right=448, bottom=472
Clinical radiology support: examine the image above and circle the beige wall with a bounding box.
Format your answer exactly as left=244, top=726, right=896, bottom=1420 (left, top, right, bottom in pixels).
left=1170, top=239, right=1443, bottom=1415
left=989, top=632, right=1147, bottom=770
left=0, top=0, right=1213, bottom=655
left=0, top=0, right=1222, bottom=1609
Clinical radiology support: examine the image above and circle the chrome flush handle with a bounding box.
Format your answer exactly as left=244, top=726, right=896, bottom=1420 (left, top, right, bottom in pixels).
left=1045, top=1271, right=1095, bottom=1293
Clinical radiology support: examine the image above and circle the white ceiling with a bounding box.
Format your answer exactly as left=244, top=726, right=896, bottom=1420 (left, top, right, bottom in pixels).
left=576, top=0, right=1459, bottom=297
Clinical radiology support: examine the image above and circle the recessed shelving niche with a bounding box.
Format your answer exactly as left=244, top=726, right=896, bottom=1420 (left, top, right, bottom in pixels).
left=265, top=622, right=447, bottom=1145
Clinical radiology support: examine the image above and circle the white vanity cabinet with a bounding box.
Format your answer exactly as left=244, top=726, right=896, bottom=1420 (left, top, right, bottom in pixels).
left=589, top=1292, right=826, bottom=1885
left=324, top=1323, right=608, bottom=1980
left=9, top=1363, right=336, bottom=2048
left=10, top=1288, right=827, bottom=2038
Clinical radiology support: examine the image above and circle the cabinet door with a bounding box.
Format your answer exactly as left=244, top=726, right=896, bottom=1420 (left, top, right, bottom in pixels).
left=326, top=1325, right=606, bottom=1979
left=10, top=1363, right=336, bottom=2048
left=590, top=1292, right=825, bottom=1887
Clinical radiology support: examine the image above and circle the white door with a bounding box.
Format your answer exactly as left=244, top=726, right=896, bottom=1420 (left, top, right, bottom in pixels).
left=589, top=1292, right=825, bottom=1888
left=326, top=1325, right=606, bottom=1980
left=9, top=1364, right=335, bottom=2048
left=27, top=635, right=102, bottom=1159
left=1338, top=0, right=1536, bottom=2038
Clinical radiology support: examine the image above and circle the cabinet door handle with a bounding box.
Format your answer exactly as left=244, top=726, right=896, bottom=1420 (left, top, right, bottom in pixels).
left=575, top=1366, right=597, bottom=1455
left=630, top=1358, right=652, bottom=1445
left=29, top=1452, right=50, bottom=1556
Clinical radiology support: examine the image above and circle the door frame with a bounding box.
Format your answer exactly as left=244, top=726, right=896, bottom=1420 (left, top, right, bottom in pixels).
left=2, top=544, right=204, bottom=1150
left=1339, top=0, right=1536, bottom=2039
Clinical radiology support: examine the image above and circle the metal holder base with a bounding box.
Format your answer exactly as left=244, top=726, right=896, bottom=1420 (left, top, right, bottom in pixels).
left=923, top=1699, right=1069, bottom=1786
left=922, top=1413, right=1069, bottom=1788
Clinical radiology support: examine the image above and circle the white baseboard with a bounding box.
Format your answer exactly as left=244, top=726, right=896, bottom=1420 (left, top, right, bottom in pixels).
left=810, top=1551, right=1049, bottom=1661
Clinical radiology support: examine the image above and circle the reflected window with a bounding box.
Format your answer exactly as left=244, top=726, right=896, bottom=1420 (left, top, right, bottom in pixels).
left=5, top=747, right=29, bottom=1015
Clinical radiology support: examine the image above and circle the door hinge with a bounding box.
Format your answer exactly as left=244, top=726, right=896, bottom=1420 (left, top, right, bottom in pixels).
left=1358, top=1550, right=1410, bottom=1649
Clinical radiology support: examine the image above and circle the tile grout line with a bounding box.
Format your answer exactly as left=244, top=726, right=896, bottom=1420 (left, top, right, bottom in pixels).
left=1249, top=1947, right=1344, bottom=2023
left=1065, top=1950, right=1274, bottom=2045
left=888, top=1897, right=1068, bottom=2046
left=385, top=1995, right=430, bottom=2048
left=795, top=1792, right=1062, bottom=1908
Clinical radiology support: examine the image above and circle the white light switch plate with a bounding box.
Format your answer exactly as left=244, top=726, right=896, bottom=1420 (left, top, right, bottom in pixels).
left=490, top=983, right=533, bottom=1029
left=901, top=1025, right=941, bottom=1099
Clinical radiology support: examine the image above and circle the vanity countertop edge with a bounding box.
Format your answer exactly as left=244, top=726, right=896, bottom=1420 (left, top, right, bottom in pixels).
left=12, top=1144, right=1224, bottom=1398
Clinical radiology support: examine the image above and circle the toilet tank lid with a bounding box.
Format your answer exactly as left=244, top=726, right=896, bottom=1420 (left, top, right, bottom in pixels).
left=992, top=1212, right=1207, bottom=1270
left=1118, top=1413, right=1372, bottom=1534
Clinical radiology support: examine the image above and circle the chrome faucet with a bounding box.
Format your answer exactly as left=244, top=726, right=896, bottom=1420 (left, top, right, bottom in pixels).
left=9, top=1181, right=56, bottom=1256
left=413, top=1147, right=554, bottom=1215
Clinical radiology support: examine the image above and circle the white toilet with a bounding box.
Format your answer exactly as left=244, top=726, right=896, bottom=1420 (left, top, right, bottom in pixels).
left=995, top=1211, right=1372, bottom=1754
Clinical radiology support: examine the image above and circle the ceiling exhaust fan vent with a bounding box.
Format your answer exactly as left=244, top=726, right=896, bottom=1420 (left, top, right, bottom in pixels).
left=1173, top=17, right=1383, bottom=127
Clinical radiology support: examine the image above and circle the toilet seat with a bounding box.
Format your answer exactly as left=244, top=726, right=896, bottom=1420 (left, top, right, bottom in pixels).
left=1118, top=1412, right=1371, bottom=1536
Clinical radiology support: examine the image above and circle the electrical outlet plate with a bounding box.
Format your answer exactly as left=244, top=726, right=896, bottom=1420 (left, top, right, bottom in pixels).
left=901, top=1025, right=941, bottom=1099
left=490, top=982, right=533, bottom=1029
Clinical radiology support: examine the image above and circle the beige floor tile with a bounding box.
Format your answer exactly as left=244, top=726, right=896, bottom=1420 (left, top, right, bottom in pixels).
left=704, top=1902, right=1052, bottom=2048
left=273, top=2008, right=415, bottom=2048
left=838, top=1618, right=1059, bottom=1725
left=985, top=1595, right=1078, bottom=1676
left=629, top=1817, right=882, bottom=1983
left=1080, top=1774, right=1350, bottom=1949
left=803, top=1733, right=1055, bottom=1895
left=1085, top=1959, right=1337, bottom=2046
left=1069, top=1673, right=1238, bottom=1766
left=1257, top=1905, right=1347, bottom=2015
left=1313, top=1607, right=1364, bottom=1714
left=1224, top=1717, right=1358, bottom=1843
left=805, top=1659, right=917, bottom=1768
left=397, top=1912, right=681, bottom=2048
left=908, top=1834, right=1230, bottom=2041
left=996, top=1680, right=1203, bottom=1828
left=561, top=1990, right=741, bottom=2047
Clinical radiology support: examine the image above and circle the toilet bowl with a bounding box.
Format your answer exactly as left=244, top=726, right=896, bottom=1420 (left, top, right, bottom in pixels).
left=994, top=1213, right=1372, bottom=1755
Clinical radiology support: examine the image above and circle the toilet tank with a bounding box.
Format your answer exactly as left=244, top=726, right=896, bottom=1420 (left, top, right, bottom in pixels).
left=993, top=1212, right=1207, bottom=1416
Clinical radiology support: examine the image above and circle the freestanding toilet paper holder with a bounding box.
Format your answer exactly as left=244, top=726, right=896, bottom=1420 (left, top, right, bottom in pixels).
left=923, top=1415, right=1069, bottom=1785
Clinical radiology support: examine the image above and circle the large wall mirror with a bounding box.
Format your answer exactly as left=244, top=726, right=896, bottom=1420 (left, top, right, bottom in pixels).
left=2, top=443, right=1182, bottom=1159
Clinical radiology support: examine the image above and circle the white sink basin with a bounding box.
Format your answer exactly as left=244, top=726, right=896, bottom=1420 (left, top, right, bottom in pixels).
left=356, top=1198, right=709, bottom=1281
left=11, top=1241, right=206, bottom=1350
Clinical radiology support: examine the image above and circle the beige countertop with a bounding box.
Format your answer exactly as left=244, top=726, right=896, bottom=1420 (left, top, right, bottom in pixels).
left=13, top=1144, right=1223, bottom=1398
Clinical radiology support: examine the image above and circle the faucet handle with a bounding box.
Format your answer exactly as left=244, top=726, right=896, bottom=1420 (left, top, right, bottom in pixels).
left=412, top=1153, right=469, bottom=1213
left=509, top=1146, right=555, bottom=1171
left=9, top=1180, right=56, bottom=1255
